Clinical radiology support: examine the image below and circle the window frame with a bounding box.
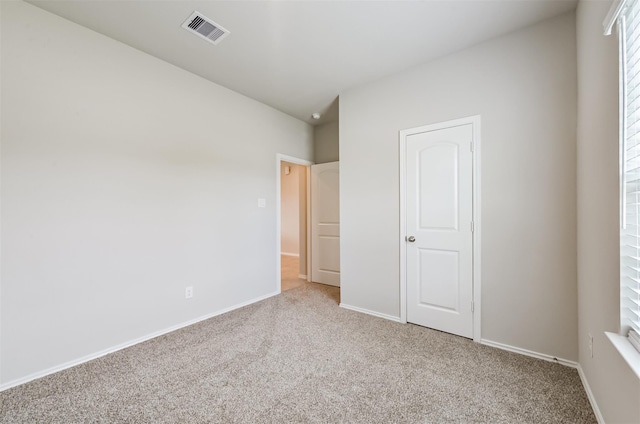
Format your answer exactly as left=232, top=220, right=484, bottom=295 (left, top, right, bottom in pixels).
left=605, top=0, right=640, bottom=373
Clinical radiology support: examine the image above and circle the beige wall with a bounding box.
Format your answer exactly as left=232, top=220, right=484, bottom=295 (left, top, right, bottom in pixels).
left=576, top=1, right=640, bottom=422
left=340, top=12, right=578, bottom=361
left=314, top=121, right=339, bottom=164
left=298, top=167, right=308, bottom=276
left=281, top=162, right=300, bottom=256
left=1, top=1, right=313, bottom=386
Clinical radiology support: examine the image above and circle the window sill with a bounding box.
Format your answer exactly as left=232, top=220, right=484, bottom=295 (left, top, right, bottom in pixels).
left=605, top=332, right=640, bottom=379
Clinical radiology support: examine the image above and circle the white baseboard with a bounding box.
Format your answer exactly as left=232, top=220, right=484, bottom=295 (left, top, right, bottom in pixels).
left=480, top=339, right=578, bottom=368
left=280, top=252, right=299, bottom=257
left=298, top=274, right=307, bottom=279
left=577, top=365, right=605, bottom=424
left=0, top=291, right=279, bottom=392
left=481, top=340, right=601, bottom=422
left=339, top=303, right=403, bottom=323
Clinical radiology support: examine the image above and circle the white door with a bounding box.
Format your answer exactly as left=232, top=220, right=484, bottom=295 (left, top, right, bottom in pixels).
left=311, top=162, right=340, bottom=286
left=405, top=123, right=473, bottom=338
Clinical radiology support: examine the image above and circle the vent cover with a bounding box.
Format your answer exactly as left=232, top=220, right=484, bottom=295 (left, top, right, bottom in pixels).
left=181, top=11, right=230, bottom=45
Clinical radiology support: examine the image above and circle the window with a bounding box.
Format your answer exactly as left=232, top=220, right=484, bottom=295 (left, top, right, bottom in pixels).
left=608, top=0, right=640, bottom=352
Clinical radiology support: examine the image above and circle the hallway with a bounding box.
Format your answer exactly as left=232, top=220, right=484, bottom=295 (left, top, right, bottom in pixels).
left=281, top=255, right=307, bottom=292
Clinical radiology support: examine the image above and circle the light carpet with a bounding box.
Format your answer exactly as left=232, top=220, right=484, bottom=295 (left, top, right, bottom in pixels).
left=0, top=282, right=596, bottom=423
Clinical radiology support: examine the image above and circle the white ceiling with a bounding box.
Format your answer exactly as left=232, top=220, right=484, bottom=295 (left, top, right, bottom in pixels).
left=26, top=0, right=577, bottom=125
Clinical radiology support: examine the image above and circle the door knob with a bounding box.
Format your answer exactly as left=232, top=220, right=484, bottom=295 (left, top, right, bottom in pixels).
left=407, top=236, right=416, bottom=242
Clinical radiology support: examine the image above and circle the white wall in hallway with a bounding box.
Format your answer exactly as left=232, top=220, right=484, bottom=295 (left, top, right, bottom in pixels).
left=298, top=166, right=308, bottom=277
left=281, top=162, right=300, bottom=256
left=314, top=121, right=339, bottom=164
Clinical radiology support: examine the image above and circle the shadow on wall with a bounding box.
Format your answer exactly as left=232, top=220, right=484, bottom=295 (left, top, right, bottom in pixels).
left=314, top=98, right=339, bottom=164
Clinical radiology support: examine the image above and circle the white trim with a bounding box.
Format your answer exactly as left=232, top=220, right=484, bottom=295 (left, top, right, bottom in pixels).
left=340, top=303, right=403, bottom=323
left=398, top=115, right=482, bottom=342
left=480, top=339, right=578, bottom=368
left=618, top=6, right=640, bottom=341
left=298, top=274, right=307, bottom=279
left=471, top=118, right=482, bottom=342
left=280, top=252, right=300, bottom=258
left=605, top=0, right=626, bottom=36
left=399, top=127, right=408, bottom=323
left=0, top=290, right=279, bottom=392
left=577, top=365, right=606, bottom=424
left=306, top=165, right=312, bottom=282
left=620, top=16, right=627, bottom=230
left=276, top=154, right=313, bottom=294
left=606, top=331, right=640, bottom=379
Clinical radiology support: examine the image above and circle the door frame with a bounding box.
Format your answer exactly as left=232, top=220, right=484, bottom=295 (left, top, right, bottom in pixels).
left=398, top=115, right=482, bottom=342
left=276, top=154, right=313, bottom=294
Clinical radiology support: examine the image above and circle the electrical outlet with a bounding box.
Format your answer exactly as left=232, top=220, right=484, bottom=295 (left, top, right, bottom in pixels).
left=588, top=332, right=593, bottom=358
left=185, top=286, right=193, bottom=299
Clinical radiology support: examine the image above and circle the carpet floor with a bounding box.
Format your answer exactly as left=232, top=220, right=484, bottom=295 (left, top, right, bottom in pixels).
left=0, top=282, right=596, bottom=423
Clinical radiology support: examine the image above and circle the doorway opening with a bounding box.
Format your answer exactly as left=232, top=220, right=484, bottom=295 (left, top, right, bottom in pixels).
left=276, top=155, right=312, bottom=293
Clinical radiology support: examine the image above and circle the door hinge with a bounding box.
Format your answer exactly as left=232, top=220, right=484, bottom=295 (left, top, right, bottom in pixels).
left=471, top=221, right=474, bottom=232
left=470, top=141, right=474, bottom=152
left=471, top=301, right=474, bottom=312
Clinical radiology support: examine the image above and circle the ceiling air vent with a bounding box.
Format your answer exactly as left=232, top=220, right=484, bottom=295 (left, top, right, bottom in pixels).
left=181, top=11, right=230, bottom=45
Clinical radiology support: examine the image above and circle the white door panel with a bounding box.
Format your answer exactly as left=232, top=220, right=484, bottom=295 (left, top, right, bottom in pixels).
left=418, top=249, right=459, bottom=311
left=311, top=162, right=340, bottom=286
left=418, top=143, right=459, bottom=230
left=406, top=124, right=473, bottom=338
